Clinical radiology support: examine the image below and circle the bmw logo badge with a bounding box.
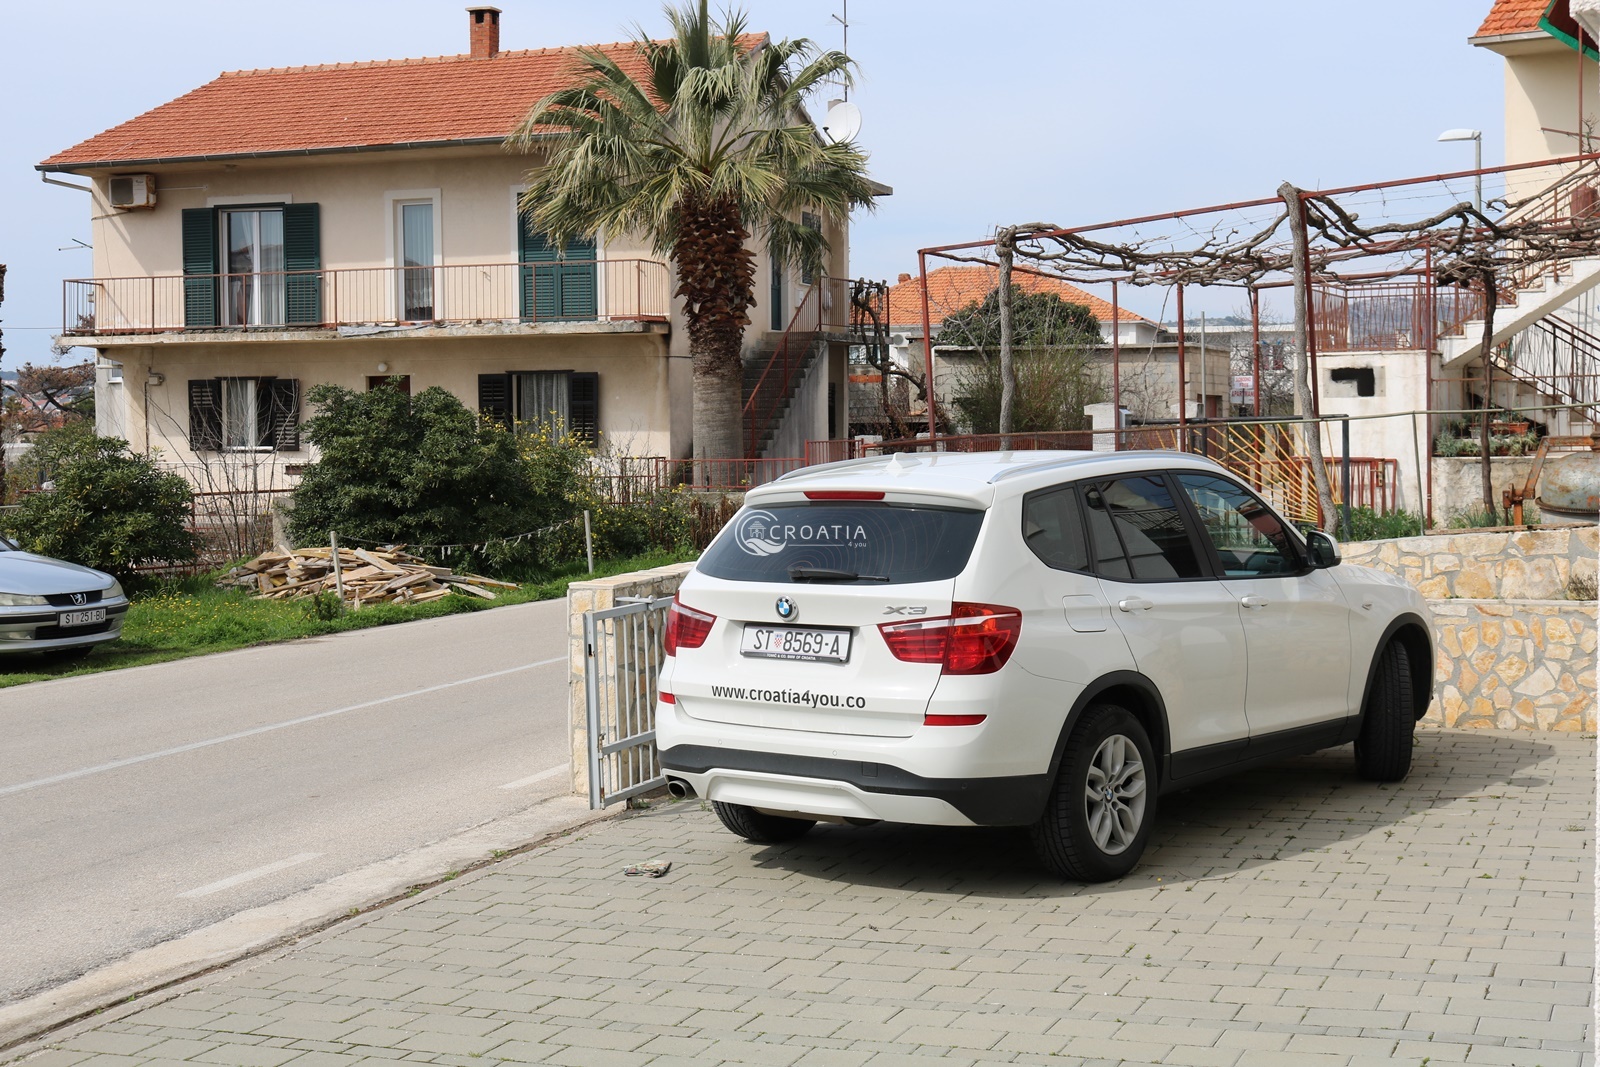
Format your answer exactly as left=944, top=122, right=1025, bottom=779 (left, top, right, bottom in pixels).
left=775, top=596, right=797, bottom=622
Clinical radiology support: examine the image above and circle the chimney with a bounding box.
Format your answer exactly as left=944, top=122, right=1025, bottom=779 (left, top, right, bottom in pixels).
left=468, top=6, right=501, bottom=58
left=897, top=273, right=912, bottom=284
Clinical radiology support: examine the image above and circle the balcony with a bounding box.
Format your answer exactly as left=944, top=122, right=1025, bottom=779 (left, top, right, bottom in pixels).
left=62, top=259, right=671, bottom=338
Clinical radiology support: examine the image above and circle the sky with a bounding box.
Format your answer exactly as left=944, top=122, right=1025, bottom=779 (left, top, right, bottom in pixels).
left=0, top=1, right=1504, bottom=363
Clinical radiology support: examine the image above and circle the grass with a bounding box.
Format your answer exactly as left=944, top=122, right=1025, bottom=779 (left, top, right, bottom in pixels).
left=0, top=547, right=696, bottom=688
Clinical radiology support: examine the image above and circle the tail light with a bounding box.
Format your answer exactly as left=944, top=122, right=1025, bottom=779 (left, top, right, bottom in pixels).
left=663, top=595, right=715, bottom=656
left=879, top=603, right=1022, bottom=675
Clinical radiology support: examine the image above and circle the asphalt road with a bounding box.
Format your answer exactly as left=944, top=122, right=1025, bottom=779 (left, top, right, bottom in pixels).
left=0, top=598, right=573, bottom=1005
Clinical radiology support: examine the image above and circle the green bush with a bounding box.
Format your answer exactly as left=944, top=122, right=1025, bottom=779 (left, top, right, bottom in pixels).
left=286, top=386, right=697, bottom=577
left=4, top=429, right=199, bottom=578
left=288, top=384, right=567, bottom=574
left=1340, top=506, right=1424, bottom=541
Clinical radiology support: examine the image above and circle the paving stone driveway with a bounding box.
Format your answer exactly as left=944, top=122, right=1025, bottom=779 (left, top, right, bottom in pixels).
left=13, top=729, right=1595, bottom=1067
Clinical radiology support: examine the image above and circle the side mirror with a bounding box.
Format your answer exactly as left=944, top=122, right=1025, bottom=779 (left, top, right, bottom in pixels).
left=1305, top=529, right=1342, bottom=569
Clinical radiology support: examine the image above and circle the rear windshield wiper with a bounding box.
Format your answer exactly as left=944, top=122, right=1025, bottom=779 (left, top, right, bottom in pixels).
left=787, top=566, right=889, bottom=583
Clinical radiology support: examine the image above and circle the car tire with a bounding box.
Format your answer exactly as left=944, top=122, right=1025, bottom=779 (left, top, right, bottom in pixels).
left=1354, top=640, right=1415, bottom=782
left=711, top=801, right=816, bottom=844
left=1031, top=703, right=1156, bottom=882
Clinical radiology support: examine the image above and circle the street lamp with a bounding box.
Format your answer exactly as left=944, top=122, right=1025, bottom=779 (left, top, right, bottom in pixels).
left=1438, top=128, right=1483, bottom=211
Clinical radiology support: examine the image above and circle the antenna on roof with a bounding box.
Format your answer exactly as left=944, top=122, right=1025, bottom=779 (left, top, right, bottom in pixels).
left=831, top=0, right=848, bottom=101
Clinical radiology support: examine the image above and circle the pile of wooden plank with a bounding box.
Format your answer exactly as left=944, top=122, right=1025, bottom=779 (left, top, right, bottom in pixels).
left=219, top=546, right=517, bottom=606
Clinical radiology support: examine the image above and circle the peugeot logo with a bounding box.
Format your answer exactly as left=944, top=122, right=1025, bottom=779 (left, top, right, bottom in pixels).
left=70, top=593, right=88, bottom=606
left=775, top=596, right=797, bottom=622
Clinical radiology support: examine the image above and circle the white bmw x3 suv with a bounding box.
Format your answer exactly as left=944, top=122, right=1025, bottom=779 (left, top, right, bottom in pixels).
left=658, top=450, right=1434, bottom=881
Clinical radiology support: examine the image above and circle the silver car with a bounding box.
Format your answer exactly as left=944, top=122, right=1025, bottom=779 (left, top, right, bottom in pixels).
left=0, top=535, right=129, bottom=657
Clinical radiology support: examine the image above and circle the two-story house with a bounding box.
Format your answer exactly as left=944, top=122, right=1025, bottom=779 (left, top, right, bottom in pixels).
left=39, top=7, right=857, bottom=493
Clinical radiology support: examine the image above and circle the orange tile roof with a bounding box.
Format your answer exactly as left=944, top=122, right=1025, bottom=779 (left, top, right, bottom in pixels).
left=41, top=36, right=763, bottom=169
left=886, top=265, right=1151, bottom=330
left=1474, top=0, right=1552, bottom=38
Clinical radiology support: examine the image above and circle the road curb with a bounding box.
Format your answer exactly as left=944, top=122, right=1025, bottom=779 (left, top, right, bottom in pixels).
left=0, top=794, right=619, bottom=1056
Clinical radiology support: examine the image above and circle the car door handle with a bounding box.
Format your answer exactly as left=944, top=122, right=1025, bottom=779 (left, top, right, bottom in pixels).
left=1117, top=596, right=1153, bottom=613
left=1239, top=595, right=1268, bottom=610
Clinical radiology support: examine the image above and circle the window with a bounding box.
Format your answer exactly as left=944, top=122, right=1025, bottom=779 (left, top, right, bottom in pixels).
left=1083, top=475, right=1204, bottom=581
left=517, top=217, right=596, bottom=321
left=1021, top=485, right=1091, bottom=572
left=221, top=208, right=285, bottom=326
left=477, top=371, right=599, bottom=444
left=367, top=375, right=411, bottom=395
left=698, top=503, right=985, bottom=585
left=769, top=254, right=784, bottom=330
left=182, top=204, right=320, bottom=328
left=1174, top=473, right=1299, bottom=578
left=799, top=211, right=822, bottom=286
left=397, top=201, right=435, bottom=321
left=1329, top=366, right=1377, bottom=397
left=188, top=378, right=300, bottom=452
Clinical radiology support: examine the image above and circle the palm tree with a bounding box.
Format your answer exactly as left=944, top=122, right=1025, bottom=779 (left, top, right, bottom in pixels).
left=507, top=0, right=877, bottom=461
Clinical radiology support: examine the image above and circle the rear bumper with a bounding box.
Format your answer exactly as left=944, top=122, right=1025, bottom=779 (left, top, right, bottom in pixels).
left=662, top=744, right=1050, bottom=826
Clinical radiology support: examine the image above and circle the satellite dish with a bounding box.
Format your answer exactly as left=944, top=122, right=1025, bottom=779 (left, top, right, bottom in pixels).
left=823, top=100, right=862, bottom=144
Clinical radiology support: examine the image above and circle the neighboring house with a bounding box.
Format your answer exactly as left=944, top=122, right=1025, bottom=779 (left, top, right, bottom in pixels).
left=39, top=7, right=858, bottom=490
left=1450, top=0, right=1600, bottom=440
left=851, top=265, right=1229, bottom=435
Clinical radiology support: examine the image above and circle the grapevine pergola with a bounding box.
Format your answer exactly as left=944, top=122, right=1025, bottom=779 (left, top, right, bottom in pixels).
left=914, top=152, right=1600, bottom=527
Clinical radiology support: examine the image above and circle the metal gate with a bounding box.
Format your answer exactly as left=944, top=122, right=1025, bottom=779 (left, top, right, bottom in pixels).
left=582, top=596, right=670, bottom=808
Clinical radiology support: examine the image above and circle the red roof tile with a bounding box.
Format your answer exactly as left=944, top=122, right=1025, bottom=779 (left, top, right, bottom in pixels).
left=886, top=265, right=1150, bottom=330
left=41, top=36, right=763, bottom=169
left=1474, top=0, right=1552, bottom=39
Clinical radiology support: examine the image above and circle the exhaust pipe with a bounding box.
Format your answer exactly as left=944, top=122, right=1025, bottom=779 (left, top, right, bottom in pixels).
left=666, top=777, right=695, bottom=799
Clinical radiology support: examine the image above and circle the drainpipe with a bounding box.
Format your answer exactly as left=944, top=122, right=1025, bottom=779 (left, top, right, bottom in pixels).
left=40, top=173, right=92, bottom=193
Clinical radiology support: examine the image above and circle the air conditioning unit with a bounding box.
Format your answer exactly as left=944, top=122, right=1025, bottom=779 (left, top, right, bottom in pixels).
left=108, top=174, right=157, bottom=210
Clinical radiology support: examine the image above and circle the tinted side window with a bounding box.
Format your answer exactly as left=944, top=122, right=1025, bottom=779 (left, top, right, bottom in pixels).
left=1174, top=472, right=1301, bottom=577
left=1084, top=476, right=1204, bottom=581
left=1022, top=485, right=1090, bottom=572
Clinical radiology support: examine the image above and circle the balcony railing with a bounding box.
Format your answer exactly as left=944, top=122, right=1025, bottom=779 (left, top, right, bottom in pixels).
left=62, top=259, right=671, bottom=335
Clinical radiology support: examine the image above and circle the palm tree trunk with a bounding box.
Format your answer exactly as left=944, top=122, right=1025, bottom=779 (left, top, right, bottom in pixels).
left=674, top=193, right=758, bottom=469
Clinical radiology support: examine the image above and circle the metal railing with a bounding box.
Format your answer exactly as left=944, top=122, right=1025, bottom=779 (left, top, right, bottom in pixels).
left=583, top=596, right=670, bottom=808
left=63, top=259, right=671, bottom=335
left=1497, top=314, right=1600, bottom=424
left=1312, top=282, right=1486, bottom=353
left=742, top=276, right=854, bottom=458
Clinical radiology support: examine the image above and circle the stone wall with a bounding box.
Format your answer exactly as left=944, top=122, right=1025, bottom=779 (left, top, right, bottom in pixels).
left=1340, top=525, right=1598, bottom=600
left=1427, top=600, right=1596, bottom=731
left=1341, top=526, right=1597, bottom=732
left=1430, top=456, right=1537, bottom=523
left=565, top=562, right=693, bottom=798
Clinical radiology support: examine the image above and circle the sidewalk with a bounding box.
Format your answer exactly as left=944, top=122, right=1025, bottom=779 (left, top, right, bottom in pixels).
left=9, top=729, right=1594, bottom=1067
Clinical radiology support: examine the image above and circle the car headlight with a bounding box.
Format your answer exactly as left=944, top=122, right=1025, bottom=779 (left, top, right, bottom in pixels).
left=0, top=591, right=49, bottom=607
left=107, top=579, right=125, bottom=600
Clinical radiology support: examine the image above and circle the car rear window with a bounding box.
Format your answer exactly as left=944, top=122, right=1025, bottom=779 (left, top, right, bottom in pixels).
left=698, top=502, right=985, bottom=585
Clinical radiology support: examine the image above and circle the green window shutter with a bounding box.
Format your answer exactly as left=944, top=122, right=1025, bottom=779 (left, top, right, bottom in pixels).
left=188, top=379, right=222, bottom=450
left=478, top=373, right=512, bottom=427
left=181, top=209, right=218, bottom=328
left=519, top=215, right=596, bottom=320
left=259, top=378, right=301, bottom=450
left=560, top=235, right=597, bottom=319
left=282, top=204, right=321, bottom=325
left=568, top=372, right=599, bottom=445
